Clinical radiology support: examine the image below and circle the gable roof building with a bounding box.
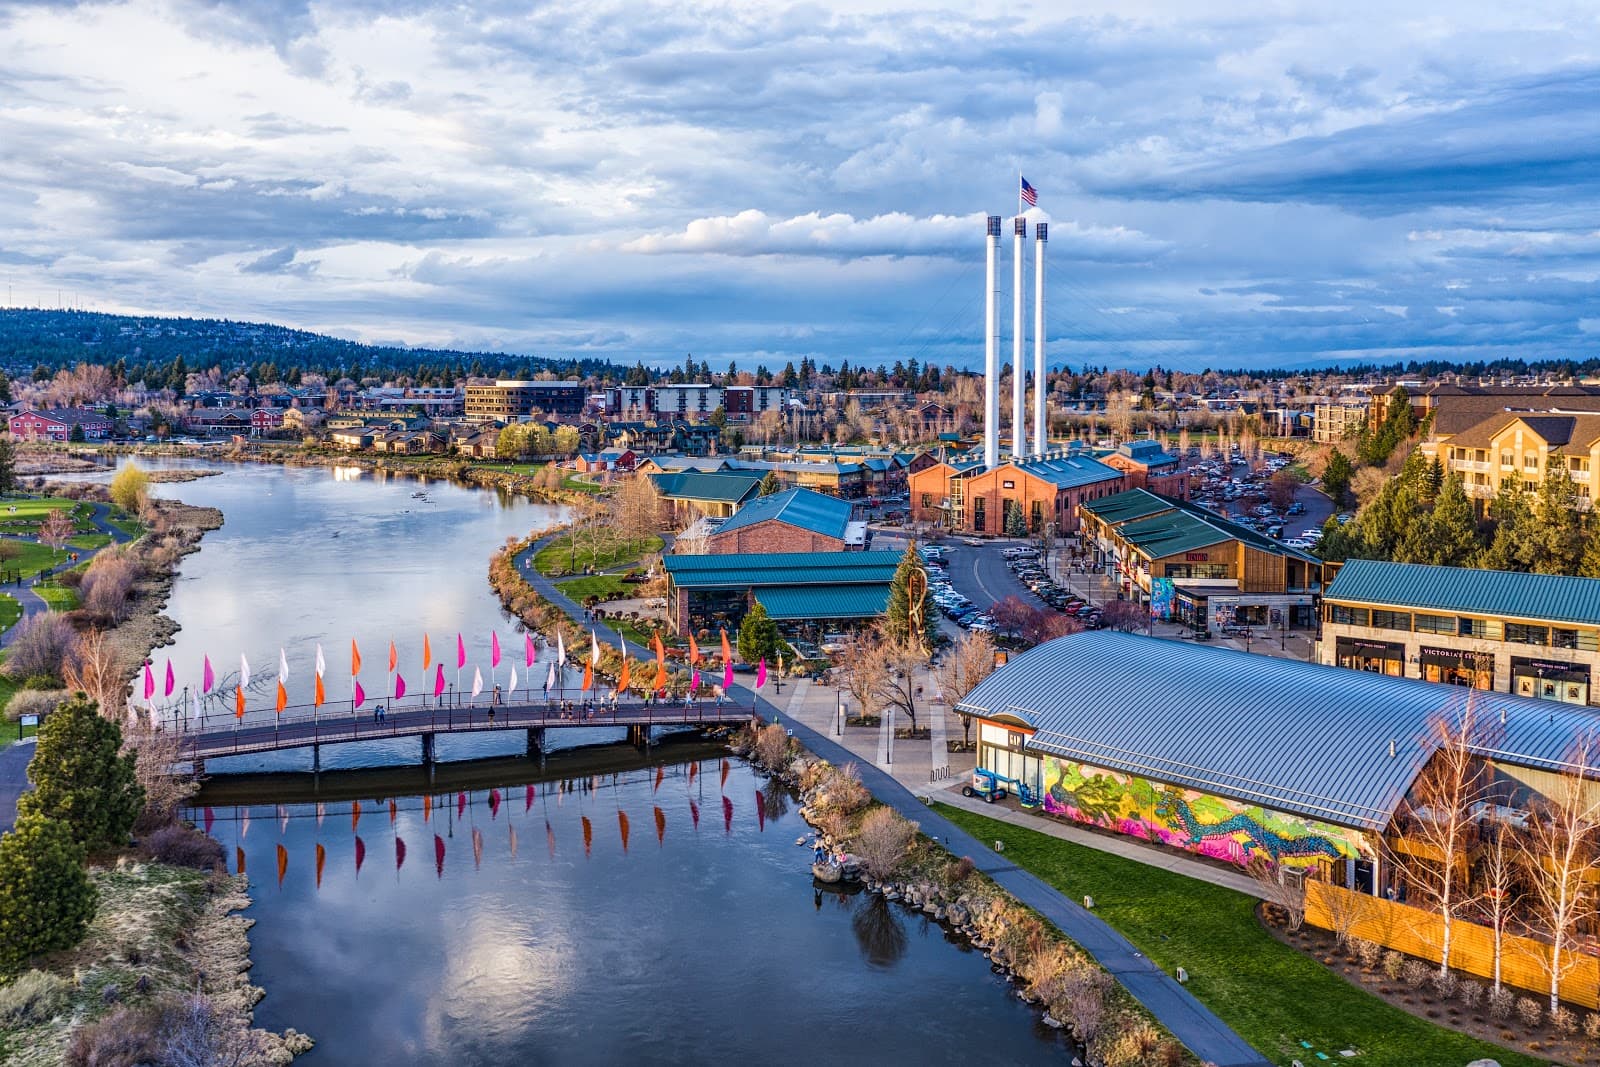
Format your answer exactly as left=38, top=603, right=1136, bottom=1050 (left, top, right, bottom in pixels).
left=705, top=487, right=864, bottom=554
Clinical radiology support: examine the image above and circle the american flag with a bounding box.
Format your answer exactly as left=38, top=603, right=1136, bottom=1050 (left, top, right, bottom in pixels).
left=1020, top=176, right=1038, bottom=207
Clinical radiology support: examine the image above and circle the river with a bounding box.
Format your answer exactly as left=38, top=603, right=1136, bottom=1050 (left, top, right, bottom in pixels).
left=107, top=458, right=1070, bottom=1063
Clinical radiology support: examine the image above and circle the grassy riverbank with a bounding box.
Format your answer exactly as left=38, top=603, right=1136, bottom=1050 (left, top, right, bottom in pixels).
left=0, top=862, right=312, bottom=1065
left=533, top=533, right=662, bottom=576
left=935, top=805, right=1546, bottom=1067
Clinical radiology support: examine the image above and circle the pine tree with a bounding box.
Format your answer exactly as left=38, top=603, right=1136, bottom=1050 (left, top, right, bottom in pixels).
left=1578, top=518, right=1600, bottom=578
left=1322, top=448, right=1354, bottom=507
left=1525, top=459, right=1586, bottom=575
left=0, top=434, right=17, bottom=495
left=18, top=696, right=143, bottom=851
left=883, top=543, right=937, bottom=649
left=736, top=602, right=780, bottom=664
left=758, top=471, right=782, bottom=496
left=0, top=814, right=96, bottom=976
left=1424, top=473, right=1482, bottom=567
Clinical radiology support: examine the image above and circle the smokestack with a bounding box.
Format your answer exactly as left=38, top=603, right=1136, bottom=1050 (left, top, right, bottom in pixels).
left=984, top=215, right=1001, bottom=469
left=1012, top=216, right=1026, bottom=460
left=1033, top=222, right=1047, bottom=457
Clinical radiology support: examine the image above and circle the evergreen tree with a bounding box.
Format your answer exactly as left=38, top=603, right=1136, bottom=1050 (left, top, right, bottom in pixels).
left=758, top=471, right=782, bottom=496
left=1422, top=473, right=1482, bottom=567
left=736, top=602, right=780, bottom=664
left=18, top=696, right=143, bottom=851
left=1478, top=474, right=1531, bottom=571
left=1578, top=518, right=1600, bottom=579
left=1004, top=500, right=1028, bottom=537
left=883, top=543, right=937, bottom=649
left=1322, top=448, right=1354, bottom=507
left=0, top=814, right=96, bottom=976
left=1525, top=458, right=1586, bottom=574
left=0, top=370, right=12, bottom=404
left=0, top=434, right=17, bottom=495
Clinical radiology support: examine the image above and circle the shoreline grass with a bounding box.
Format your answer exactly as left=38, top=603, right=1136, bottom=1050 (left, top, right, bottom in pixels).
left=934, top=804, right=1545, bottom=1067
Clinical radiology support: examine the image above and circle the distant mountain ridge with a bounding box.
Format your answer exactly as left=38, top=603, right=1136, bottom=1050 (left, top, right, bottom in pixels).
left=0, top=309, right=622, bottom=378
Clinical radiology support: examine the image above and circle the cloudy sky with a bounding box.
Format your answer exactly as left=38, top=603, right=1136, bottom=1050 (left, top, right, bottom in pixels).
left=3, top=0, right=1600, bottom=371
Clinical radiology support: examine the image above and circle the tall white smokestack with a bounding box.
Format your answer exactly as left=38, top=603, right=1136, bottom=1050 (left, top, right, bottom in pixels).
left=984, top=215, right=1001, bottom=469
left=1012, top=216, right=1026, bottom=460
left=1033, top=222, right=1047, bottom=456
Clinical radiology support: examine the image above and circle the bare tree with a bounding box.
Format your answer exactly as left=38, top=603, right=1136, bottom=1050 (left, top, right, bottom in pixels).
left=853, top=806, right=917, bottom=881
left=1478, top=816, right=1520, bottom=994
left=1247, top=854, right=1306, bottom=932
left=37, top=507, right=74, bottom=552
left=871, top=633, right=928, bottom=734
left=611, top=474, right=663, bottom=553
left=841, top=632, right=888, bottom=722
left=1061, top=969, right=1111, bottom=1045
left=63, top=627, right=130, bottom=716
left=1516, top=735, right=1600, bottom=1013
left=4, top=613, right=78, bottom=681
left=1385, top=702, right=1487, bottom=974
left=935, top=630, right=996, bottom=747
left=123, top=714, right=198, bottom=832
left=1099, top=599, right=1146, bottom=633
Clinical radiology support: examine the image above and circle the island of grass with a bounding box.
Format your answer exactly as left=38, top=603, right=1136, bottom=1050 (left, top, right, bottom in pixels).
left=533, top=533, right=663, bottom=577
left=34, top=585, right=80, bottom=611
left=934, top=804, right=1544, bottom=1067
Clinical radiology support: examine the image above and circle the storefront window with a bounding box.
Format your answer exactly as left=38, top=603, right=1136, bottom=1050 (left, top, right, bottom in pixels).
left=1165, top=563, right=1230, bottom=579
left=973, top=497, right=986, bottom=532
left=1511, top=658, right=1590, bottom=705
left=1457, top=617, right=1499, bottom=640
left=1336, top=637, right=1403, bottom=676
left=1421, top=647, right=1494, bottom=690
left=1552, top=628, right=1599, bottom=652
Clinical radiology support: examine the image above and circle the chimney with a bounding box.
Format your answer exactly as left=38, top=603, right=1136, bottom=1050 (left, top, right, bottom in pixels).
left=1012, top=216, right=1027, bottom=460
left=984, top=215, right=1001, bottom=469
left=1033, top=222, right=1047, bottom=457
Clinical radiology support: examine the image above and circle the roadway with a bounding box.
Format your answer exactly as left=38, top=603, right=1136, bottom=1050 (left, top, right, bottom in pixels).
left=0, top=739, right=32, bottom=835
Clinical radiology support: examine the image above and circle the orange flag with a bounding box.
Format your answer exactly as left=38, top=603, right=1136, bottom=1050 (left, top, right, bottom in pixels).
left=653, top=633, right=666, bottom=665
left=582, top=660, right=592, bottom=691
left=423, top=794, right=432, bottom=823
left=654, top=765, right=664, bottom=793
left=617, top=656, right=631, bottom=693
left=235, top=686, right=245, bottom=719
left=351, top=639, right=362, bottom=675
left=388, top=641, right=398, bottom=672
left=422, top=634, right=432, bottom=671
left=276, top=680, right=287, bottom=714
left=275, top=843, right=288, bottom=887
left=388, top=798, right=397, bottom=825
left=654, top=805, right=666, bottom=846
left=688, top=633, right=701, bottom=665
left=582, top=816, right=593, bottom=858
left=352, top=800, right=362, bottom=832
left=236, top=846, right=246, bottom=875
left=720, top=628, right=732, bottom=665
left=315, top=843, right=326, bottom=889
left=314, top=673, right=325, bottom=708
left=618, top=811, right=631, bottom=853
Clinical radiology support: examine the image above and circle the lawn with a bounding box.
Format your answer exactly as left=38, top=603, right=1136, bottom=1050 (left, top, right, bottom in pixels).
left=533, top=533, right=663, bottom=576
left=106, top=514, right=144, bottom=540
left=0, top=593, right=19, bottom=631
left=0, top=496, right=79, bottom=522
left=0, top=540, right=69, bottom=578
left=609, top=617, right=667, bottom=648
left=558, top=574, right=634, bottom=603
left=934, top=805, right=1545, bottom=1067
left=68, top=533, right=113, bottom=551
left=475, top=461, right=546, bottom=475
left=562, top=475, right=605, bottom=494
left=35, top=584, right=80, bottom=611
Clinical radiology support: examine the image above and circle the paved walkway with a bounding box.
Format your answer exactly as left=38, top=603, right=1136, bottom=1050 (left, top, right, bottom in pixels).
left=0, top=737, right=34, bottom=835
left=505, top=535, right=1268, bottom=1067
left=6, top=500, right=135, bottom=635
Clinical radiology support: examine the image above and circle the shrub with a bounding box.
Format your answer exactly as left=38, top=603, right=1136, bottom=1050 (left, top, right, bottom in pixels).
left=79, top=551, right=139, bottom=623
left=1062, top=968, right=1111, bottom=1044
left=1456, top=980, right=1483, bottom=1010
left=1400, top=958, right=1431, bottom=989
left=853, top=807, right=918, bottom=881
left=1516, top=996, right=1543, bottom=1028
left=3, top=614, right=78, bottom=683
left=813, top=762, right=869, bottom=818
left=140, top=823, right=224, bottom=871
left=3, top=688, right=69, bottom=724
left=1095, top=1020, right=1163, bottom=1067
left=950, top=856, right=976, bottom=883
left=1583, top=1011, right=1600, bottom=1040
left=1354, top=938, right=1382, bottom=970
left=1382, top=950, right=1404, bottom=980
left=65, top=1004, right=161, bottom=1067
left=109, top=465, right=149, bottom=515
left=17, top=695, right=143, bottom=850
left=1550, top=1006, right=1576, bottom=1034
left=752, top=723, right=791, bottom=772
left=1431, top=969, right=1458, bottom=999
left=1487, top=986, right=1515, bottom=1020
left=0, top=969, right=71, bottom=1027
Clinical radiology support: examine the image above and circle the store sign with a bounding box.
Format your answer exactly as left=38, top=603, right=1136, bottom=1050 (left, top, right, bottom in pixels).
left=1008, top=731, right=1026, bottom=749
left=1185, top=552, right=1209, bottom=561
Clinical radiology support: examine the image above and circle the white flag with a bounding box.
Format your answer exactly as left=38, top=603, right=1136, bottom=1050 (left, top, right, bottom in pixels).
left=545, top=660, right=555, bottom=691
left=557, top=629, right=566, bottom=666
left=240, top=654, right=250, bottom=689
left=278, top=647, right=289, bottom=683
left=471, top=667, right=483, bottom=699
left=590, top=631, right=600, bottom=666
left=191, top=687, right=202, bottom=725
left=509, top=667, right=518, bottom=693
left=315, top=643, right=326, bottom=678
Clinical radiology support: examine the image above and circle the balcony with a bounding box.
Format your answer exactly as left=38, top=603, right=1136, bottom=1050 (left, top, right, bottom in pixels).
left=1451, top=459, right=1490, bottom=473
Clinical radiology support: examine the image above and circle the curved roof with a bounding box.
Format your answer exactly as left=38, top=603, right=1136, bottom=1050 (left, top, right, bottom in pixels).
left=956, top=631, right=1599, bottom=831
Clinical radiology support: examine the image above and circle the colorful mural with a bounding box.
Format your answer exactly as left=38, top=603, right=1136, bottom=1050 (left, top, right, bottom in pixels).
left=1038, top=755, right=1364, bottom=868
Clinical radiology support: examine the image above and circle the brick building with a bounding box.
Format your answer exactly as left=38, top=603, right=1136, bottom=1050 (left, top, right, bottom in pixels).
left=7, top=407, right=113, bottom=442
left=1101, top=440, right=1189, bottom=496
left=704, top=487, right=865, bottom=554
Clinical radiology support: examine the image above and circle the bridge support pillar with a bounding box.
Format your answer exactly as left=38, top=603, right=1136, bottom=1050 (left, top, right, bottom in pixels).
left=627, top=724, right=650, bottom=750
left=421, top=733, right=435, bottom=767
left=192, top=758, right=205, bottom=778
left=526, top=729, right=544, bottom=758
left=311, top=744, right=320, bottom=775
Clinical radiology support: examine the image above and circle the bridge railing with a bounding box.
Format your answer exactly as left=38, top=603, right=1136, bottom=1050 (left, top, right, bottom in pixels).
left=172, top=690, right=755, bottom=760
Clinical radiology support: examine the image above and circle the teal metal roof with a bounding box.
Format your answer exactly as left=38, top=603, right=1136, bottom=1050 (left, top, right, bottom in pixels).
left=1013, top=453, right=1123, bottom=490
left=755, top=584, right=891, bottom=620
left=1116, top=511, right=1234, bottom=559
left=648, top=470, right=764, bottom=505
left=1080, top=487, right=1177, bottom=525
left=663, top=550, right=901, bottom=589
left=1325, top=559, right=1600, bottom=627
left=713, top=487, right=854, bottom=540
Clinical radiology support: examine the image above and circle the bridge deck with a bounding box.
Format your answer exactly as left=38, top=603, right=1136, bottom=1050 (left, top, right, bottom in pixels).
left=175, top=696, right=753, bottom=762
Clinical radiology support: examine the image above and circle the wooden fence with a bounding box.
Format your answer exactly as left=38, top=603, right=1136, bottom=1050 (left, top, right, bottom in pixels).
left=1305, top=881, right=1598, bottom=1009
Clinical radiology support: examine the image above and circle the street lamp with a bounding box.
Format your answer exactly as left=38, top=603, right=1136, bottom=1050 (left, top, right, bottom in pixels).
left=837, top=691, right=845, bottom=737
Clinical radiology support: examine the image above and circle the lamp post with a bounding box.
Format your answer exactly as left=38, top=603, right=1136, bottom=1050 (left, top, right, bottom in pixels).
left=837, top=691, right=845, bottom=737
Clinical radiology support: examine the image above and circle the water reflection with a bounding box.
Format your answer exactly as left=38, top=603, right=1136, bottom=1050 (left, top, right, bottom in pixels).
left=852, top=894, right=911, bottom=969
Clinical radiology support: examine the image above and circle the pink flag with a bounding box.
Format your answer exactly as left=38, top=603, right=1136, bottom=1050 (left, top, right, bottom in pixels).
left=394, top=674, right=406, bottom=700
left=723, top=661, right=733, bottom=691
left=456, top=633, right=466, bottom=669
left=354, top=679, right=366, bottom=707
left=202, top=655, right=215, bottom=693
left=434, top=834, right=446, bottom=878
left=525, top=783, right=535, bottom=812
left=691, top=668, right=701, bottom=691
left=491, top=632, right=501, bottom=668
left=433, top=664, right=445, bottom=697
left=524, top=633, right=535, bottom=667
left=164, top=659, right=175, bottom=698
left=203, top=807, right=214, bottom=835
left=143, top=663, right=154, bottom=700
left=756, top=658, right=767, bottom=689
